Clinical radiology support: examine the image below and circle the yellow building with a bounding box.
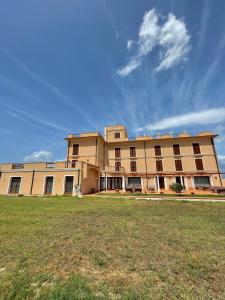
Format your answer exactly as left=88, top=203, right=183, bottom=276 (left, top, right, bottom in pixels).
left=0, top=125, right=223, bottom=196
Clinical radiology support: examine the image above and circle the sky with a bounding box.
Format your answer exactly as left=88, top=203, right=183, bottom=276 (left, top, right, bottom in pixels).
left=0, top=0, right=225, bottom=171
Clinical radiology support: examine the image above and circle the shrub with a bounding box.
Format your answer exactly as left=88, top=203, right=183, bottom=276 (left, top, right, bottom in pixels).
left=170, top=183, right=184, bottom=194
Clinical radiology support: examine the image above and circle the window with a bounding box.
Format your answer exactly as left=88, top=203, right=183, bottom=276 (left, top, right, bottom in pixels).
left=154, top=145, right=161, bottom=156
left=156, top=160, right=163, bottom=172
left=194, top=176, right=210, bottom=187
left=64, top=176, right=74, bottom=194
left=115, top=161, right=121, bottom=172
left=175, top=159, right=183, bottom=171
left=195, top=158, right=204, bottom=171
left=107, top=177, right=122, bottom=190
left=128, top=177, right=141, bottom=186
left=193, top=143, right=201, bottom=154
left=115, top=132, right=120, bottom=139
left=72, top=144, right=79, bottom=155
left=173, top=144, right=180, bottom=155
left=115, top=148, right=121, bottom=158
left=130, top=161, right=137, bottom=172
left=130, top=147, right=136, bottom=157
left=9, top=177, right=21, bottom=194
left=71, top=160, right=77, bottom=168
left=44, top=177, right=54, bottom=195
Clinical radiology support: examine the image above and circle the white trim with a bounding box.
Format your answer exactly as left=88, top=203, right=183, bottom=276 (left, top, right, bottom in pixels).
left=156, top=176, right=160, bottom=192
left=192, top=177, right=195, bottom=189
left=164, top=177, right=168, bottom=190
left=184, top=177, right=188, bottom=189
left=63, top=175, right=75, bottom=195
left=141, top=177, right=144, bottom=190
left=210, top=176, right=214, bottom=186
left=122, top=176, right=126, bottom=191
left=7, top=176, right=23, bottom=195
left=42, top=175, right=55, bottom=196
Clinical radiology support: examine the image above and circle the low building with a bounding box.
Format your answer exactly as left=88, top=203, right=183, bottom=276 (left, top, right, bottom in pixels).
left=0, top=125, right=223, bottom=195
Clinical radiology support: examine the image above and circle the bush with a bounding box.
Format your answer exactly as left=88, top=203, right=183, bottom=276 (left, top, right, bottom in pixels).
left=170, top=183, right=184, bottom=194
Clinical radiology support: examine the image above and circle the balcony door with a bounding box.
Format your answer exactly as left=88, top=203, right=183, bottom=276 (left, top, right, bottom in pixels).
left=64, top=176, right=74, bottom=194
left=107, top=177, right=122, bottom=190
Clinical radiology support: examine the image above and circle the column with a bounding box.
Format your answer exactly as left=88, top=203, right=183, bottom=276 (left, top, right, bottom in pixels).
left=105, top=172, right=108, bottom=191
left=210, top=176, right=214, bottom=186
left=156, top=176, right=160, bottom=192
left=192, top=177, right=195, bottom=190
left=122, top=176, right=126, bottom=192
left=164, top=177, right=168, bottom=190
left=184, top=177, right=188, bottom=189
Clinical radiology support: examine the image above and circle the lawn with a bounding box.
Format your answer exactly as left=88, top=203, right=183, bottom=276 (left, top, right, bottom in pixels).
left=0, top=196, right=225, bottom=299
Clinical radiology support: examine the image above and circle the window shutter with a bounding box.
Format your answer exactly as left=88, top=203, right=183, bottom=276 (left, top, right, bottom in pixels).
left=193, top=143, right=201, bottom=154
left=130, top=147, right=136, bottom=157
left=156, top=160, right=163, bottom=171
left=73, top=144, right=79, bottom=155
left=115, top=148, right=121, bottom=158
left=195, top=159, right=204, bottom=171
left=155, top=146, right=161, bottom=156
left=175, top=159, right=183, bottom=171
left=130, top=161, right=137, bottom=172
left=115, top=161, right=121, bottom=171
left=173, top=144, right=180, bottom=155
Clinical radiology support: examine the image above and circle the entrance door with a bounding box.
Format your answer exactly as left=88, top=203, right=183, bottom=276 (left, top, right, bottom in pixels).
left=158, top=176, right=165, bottom=189
left=64, top=176, right=74, bottom=194
left=44, top=177, right=54, bottom=195
left=107, top=177, right=122, bottom=190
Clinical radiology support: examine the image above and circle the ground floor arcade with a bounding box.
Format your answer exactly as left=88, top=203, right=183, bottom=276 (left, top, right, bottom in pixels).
left=100, top=173, right=220, bottom=194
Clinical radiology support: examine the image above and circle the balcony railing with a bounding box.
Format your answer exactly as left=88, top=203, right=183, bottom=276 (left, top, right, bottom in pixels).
left=104, top=166, right=125, bottom=173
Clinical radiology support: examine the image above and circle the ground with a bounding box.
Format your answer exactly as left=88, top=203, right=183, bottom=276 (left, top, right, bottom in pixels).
left=0, top=196, right=225, bottom=299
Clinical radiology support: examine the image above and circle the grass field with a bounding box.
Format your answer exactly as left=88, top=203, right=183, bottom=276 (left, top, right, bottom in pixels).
left=0, top=196, right=225, bottom=299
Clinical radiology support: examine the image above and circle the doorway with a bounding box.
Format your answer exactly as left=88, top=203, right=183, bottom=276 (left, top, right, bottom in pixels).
left=158, top=176, right=165, bottom=189
left=107, top=177, right=122, bottom=190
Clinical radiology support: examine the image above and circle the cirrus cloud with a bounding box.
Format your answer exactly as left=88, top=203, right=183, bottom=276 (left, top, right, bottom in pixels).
left=137, top=108, right=225, bottom=131
left=117, top=8, right=191, bottom=76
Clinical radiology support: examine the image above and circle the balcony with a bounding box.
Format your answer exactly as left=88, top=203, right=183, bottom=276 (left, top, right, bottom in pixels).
left=104, top=166, right=125, bottom=174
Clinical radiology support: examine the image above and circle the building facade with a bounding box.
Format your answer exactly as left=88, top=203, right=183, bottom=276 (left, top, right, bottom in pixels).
left=0, top=125, right=223, bottom=196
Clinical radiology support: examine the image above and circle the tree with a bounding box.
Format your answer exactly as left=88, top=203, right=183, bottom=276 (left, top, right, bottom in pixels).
left=170, top=183, right=184, bottom=194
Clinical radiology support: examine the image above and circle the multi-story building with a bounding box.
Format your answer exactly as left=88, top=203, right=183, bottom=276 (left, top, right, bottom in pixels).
left=0, top=125, right=223, bottom=196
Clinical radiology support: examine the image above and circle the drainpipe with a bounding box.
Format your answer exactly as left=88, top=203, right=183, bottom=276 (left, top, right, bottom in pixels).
left=30, top=170, right=35, bottom=195
left=95, top=138, right=98, bottom=166
left=144, top=141, right=148, bottom=189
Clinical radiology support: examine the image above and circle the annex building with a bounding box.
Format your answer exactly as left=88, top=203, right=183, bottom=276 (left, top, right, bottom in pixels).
left=0, top=125, right=223, bottom=196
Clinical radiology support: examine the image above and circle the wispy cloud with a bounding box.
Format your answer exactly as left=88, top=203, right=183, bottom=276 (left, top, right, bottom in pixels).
left=0, top=49, right=97, bottom=129
left=3, top=105, right=69, bottom=133
left=117, top=8, right=190, bottom=76
left=24, top=150, right=52, bottom=162
left=138, top=108, right=225, bottom=131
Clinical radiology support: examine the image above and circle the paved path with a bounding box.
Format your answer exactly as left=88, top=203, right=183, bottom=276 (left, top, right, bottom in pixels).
left=136, top=197, right=225, bottom=203
left=91, top=194, right=225, bottom=202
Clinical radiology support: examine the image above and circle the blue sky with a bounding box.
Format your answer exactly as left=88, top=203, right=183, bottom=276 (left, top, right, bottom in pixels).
left=0, top=0, right=225, bottom=170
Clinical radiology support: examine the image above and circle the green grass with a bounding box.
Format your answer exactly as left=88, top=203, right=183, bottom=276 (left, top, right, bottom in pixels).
left=0, top=196, right=225, bottom=299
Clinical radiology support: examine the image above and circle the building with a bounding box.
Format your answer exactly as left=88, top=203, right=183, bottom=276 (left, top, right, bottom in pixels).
left=0, top=125, right=223, bottom=196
